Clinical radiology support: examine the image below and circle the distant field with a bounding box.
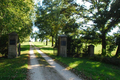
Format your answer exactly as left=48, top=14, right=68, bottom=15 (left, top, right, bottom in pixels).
left=94, top=44, right=117, bottom=56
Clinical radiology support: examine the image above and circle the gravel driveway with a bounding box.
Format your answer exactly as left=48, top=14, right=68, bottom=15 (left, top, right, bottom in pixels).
left=28, top=43, right=82, bottom=80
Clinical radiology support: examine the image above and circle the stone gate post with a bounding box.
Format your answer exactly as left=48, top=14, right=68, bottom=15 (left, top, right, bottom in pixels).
left=8, top=32, right=18, bottom=58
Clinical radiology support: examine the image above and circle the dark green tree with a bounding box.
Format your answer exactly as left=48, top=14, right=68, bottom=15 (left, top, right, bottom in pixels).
left=77, top=0, right=120, bottom=55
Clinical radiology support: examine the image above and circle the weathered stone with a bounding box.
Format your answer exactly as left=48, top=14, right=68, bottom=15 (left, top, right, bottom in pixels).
left=88, top=45, right=94, bottom=57
left=58, top=35, right=67, bottom=57
left=8, top=32, right=18, bottom=58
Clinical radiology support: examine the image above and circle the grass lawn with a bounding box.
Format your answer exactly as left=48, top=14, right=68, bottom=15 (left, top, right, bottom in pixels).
left=31, top=46, right=50, bottom=67
left=0, top=42, right=30, bottom=80
left=94, top=44, right=117, bottom=56
left=32, top=42, right=120, bottom=80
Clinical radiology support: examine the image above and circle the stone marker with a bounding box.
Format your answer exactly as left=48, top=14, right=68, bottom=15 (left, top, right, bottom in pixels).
left=88, top=45, right=94, bottom=57
left=8, top=32, right=18, bottom=58
left=58, top=35, right=67, bottom=57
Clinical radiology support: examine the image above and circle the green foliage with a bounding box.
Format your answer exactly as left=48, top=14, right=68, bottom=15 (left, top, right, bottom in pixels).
left=77, top=0, right=120, bottom=55
left=106, top=35, right=117, bottom=56
left=0, top=34, right=8, bottom=57
left=67, top=36, right=83, bottom=56
left=35, top=0, right=79, bottom=46
left=0, top=0, right=34, bottom=42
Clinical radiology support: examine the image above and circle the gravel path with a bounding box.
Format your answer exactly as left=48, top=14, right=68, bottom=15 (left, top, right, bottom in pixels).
left=28, top=44, right=45, bottom=80
left=28, top=43, right=65, bottom=80
left=28, top=43, right=82, bottom=80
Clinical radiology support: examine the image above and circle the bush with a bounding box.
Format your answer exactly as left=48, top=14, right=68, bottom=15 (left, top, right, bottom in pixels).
left=0, top=34, right=8, bottom=57
left=67, top=36, right=82, bottom=56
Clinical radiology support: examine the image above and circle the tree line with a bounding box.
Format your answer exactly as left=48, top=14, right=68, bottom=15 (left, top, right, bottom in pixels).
left=35, top=0, right=120, bottom=57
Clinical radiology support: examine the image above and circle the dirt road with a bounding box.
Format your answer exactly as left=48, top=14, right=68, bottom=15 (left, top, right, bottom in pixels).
left=28, top=43, right=82, bottom=80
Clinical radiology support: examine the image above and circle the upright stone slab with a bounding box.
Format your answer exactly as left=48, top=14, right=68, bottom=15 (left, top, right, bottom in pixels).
left=88, top=45, right=94, bottom=57
left=8, top=32, right=18, bottom=58
left=58, top=35, right=67, bottom=57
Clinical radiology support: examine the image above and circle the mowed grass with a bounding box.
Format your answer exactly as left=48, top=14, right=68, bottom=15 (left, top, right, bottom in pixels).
left=0, top=42, right=30, bottom=80
left=94, top=44, right=117, bottom=56
left=32, top=42, right=120, bottom=80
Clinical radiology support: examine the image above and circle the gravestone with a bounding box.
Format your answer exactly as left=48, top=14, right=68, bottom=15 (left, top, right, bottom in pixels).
left=8, top=32, right=18, bottom=58
left=88, top=45, right=94, bottom=57
left=58, top=35, right=67, bottom=57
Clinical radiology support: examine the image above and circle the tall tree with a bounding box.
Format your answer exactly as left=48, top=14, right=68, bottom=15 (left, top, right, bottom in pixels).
left=35, top=0, right=78, bottom=46
left=0, top=0, right=34, bottom=42
left=77, top=0, right=120, bottom=55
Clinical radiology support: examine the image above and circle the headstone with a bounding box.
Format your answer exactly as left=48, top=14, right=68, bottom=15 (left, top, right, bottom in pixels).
left=8, top=32, right=18, bottom=58
left=58, top=35, right=67, bottom=57
left=88, top=45, right=94, bottom=57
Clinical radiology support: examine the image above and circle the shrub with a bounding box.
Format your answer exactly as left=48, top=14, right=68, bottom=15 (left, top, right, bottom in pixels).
left=0, top=34, right=8, bottom=57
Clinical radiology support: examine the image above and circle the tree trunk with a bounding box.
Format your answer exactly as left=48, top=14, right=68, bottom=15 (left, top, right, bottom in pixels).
left=115, top=44, right=120, bottom=57
left=55, top=33, right=58, bottom=47
left=102, top=33, right=106, bottom=55
left=52, top=36, right=54, bottom=46
left=46, top=39, right=48, bottom=46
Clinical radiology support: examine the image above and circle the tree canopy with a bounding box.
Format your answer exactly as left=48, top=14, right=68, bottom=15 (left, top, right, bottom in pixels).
left=35, top=0, right=120, bottom=57
left=0, top=0, right=34, bottom=42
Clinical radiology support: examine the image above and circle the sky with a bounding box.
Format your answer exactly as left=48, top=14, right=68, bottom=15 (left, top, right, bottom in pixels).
left=32, top=0, right=119, bottom=35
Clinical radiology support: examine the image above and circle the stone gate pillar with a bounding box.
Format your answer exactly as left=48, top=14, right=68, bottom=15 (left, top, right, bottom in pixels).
left=88, top=45, right=94, bottom=57
left=58, top=35, right=67, bottom=57
left=8, top=32, right=18, bottom=58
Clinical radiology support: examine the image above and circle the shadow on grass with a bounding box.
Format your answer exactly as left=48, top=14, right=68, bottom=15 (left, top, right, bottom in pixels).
left=0, top=44, right=30, bottom=80
left=56, top=57, right=120, bottom=80
left=39, top=47, right=120, bottom=80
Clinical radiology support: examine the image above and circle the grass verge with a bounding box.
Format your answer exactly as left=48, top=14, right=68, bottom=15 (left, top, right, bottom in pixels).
left=32, top=42, right=120, bottom=80
left=31, top=46, right=50, bottom=67
left=0, top=42, right=30, bottom=80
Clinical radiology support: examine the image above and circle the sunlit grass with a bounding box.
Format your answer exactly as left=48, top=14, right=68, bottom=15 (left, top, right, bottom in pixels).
left=32, top=42, right=120, bottom=80
left=53, top=57, right=120, bottom=80
left=0, top=42, right=30, bottom=80
left=32, top=48, right=51, bottom=67
left=94, top=44, right=117, bottom=56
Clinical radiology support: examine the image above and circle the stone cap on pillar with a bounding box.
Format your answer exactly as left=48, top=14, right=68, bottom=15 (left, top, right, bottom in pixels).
left=59, top=35, right=67, bottom=38
left=9, top=32, right=18, bottom=36
left=88, top=45, right=94, bottom=47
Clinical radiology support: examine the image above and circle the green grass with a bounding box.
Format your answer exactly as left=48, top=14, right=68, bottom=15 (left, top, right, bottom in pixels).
left=32, top=42, right=54, bottom=55
left=32, top=47, right=51, bottom=67
left=32, top=42, right=120, bottom=80
left=0, top=42, right=30, bottom=80
left=55, top=57, right=120, bottom=80
left=94, top=44, right=117, bottom=56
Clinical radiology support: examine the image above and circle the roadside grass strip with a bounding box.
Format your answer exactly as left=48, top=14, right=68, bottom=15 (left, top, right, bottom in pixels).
left=0, top=42, right=30, bottom=80
left=31, top=45, right=50, bottom=67
left=32, top=42, right=120, bottom=80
